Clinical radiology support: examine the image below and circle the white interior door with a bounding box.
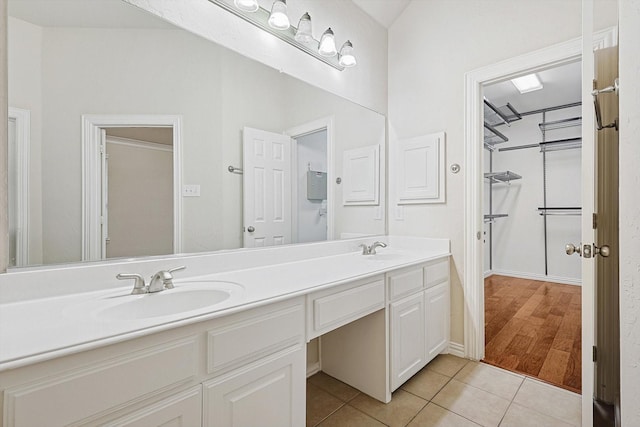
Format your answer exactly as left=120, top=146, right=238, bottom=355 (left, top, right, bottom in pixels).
left=243, top=127, right=292, bottom=248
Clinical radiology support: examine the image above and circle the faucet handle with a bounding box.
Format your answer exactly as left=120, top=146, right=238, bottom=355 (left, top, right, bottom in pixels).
left=168, top=266, right=187, bottom=274
left=359, top=243, right=370, bottom=255
left=116, top=273, right=148, bottom=295
left=163, top=266, right=187, bottom=289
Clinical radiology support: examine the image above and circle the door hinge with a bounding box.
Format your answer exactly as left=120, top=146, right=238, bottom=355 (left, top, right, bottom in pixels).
left=592, top=213, right=598, bottom=229
left=100, top=144, right=105, bottom=154
left=593, top=346, right=597, bottom=362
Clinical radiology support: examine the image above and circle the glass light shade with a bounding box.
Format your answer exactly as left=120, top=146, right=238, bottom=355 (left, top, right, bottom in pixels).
left=318, top=27, right=337, bottom=57
left=294, top=12, right=313, bottom=43
left=268, top=0, right=290, bottom=30
left=233, top=0, right=259, bottom=12
left=338, top=40, right=357, bottom=67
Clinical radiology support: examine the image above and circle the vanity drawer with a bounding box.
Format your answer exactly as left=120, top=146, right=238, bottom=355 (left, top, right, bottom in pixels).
left=424, top=258, right=449, bottom=289
left=307, top=276, right=385, bottom=339
left=387, top=266, right=424, bottom=301
left=207, top=298, right=305, bottom=375
left=4, top=337, right=198, bottom=427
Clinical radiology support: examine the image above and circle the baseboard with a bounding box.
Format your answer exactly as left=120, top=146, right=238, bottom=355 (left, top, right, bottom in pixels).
left=448, top=341, right=465, bottom=357
left=484, top=270, right=493, bottom=278
left=490, top=269, right=581, bottom=286
left=306, top=361, right=321, bottom=378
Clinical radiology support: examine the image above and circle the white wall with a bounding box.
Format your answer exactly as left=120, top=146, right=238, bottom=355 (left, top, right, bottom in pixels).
left=388, top=0, right=615, bottom=345
left=125, top=0, right=388, bottom=115
left=618, top=0, right=640, bottom=424
left=487, top=106, right=582, bottom=283
left=295, top=130, right=327, bottom=244
left=7, top=17, right=43, bottom=265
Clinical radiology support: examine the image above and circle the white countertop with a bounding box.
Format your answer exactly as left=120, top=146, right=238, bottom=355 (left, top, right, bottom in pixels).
left=0, top=238, right=449, bottom=372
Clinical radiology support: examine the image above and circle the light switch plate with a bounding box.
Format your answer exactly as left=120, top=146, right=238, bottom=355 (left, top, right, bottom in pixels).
left=374, top=206, right=383, bottom=220
left=183, top=185, right=201, bottom=197
left=395, top=205, right=404, bottom=221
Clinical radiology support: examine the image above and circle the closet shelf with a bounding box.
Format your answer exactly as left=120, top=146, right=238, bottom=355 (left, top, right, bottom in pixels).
left=537, top=207, right=582, bottom=216
left=484, top=99, right=522, bottom=127
left=484, top=171, right=522, bottom=184
left=484, top=123, right=508, bottom=146
left=538, top=117, right=582, bottom=132
left=484, top=214, right=508, bottom=223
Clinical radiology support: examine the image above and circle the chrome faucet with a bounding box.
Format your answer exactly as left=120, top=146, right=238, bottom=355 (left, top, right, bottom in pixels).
left=359, top=241, right=388, bottom=255
left=117, top=266, right=186, bottom=294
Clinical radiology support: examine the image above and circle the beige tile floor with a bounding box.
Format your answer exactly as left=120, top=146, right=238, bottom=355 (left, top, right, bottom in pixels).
left=307, top=354, right=581, bottom=427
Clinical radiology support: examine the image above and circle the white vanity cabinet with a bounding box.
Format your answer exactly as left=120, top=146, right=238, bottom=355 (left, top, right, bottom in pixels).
left=388, top=258, right=450, bottom=391
left=424, top=259, right=451, bottom=360
left=0, top=298, right=305, bottom=427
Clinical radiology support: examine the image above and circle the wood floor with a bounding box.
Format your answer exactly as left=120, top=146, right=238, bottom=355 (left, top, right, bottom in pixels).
left=483, top=274, right=582, bottom=394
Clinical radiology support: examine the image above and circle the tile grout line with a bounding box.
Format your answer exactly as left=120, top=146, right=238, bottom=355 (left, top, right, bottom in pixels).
left=312, top=401, right=347, bottom=427
left=496, top=375, right=526, bottom=426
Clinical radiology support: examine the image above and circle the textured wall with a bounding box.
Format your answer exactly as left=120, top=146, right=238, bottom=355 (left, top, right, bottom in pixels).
left=618, top=0, right=640, bottom=423
left=0, top=0, right=7, bottom=273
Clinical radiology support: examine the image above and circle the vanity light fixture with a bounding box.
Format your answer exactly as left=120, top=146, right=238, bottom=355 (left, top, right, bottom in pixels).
left=511, top=73, right=543, bottom=94
left=233, top=0, right=258, bottom=12
left=318, top=27, right=337, bottom=57
left=294, top=12, right=313, bottom=43
left=268, top=0, right=290, bottom=30
left=338, top=40, right=357, bottom=67
left=208, top=0, right=354, bottom=71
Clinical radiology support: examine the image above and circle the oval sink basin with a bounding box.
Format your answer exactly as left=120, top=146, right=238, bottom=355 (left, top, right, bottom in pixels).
left=61, top=280, right=246, bottom=322
left=96, top=288, right=232, bottom=320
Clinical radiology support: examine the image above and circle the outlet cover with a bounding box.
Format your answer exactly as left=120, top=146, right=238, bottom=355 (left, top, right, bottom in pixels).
left=183, top=185, right=201, bottom=197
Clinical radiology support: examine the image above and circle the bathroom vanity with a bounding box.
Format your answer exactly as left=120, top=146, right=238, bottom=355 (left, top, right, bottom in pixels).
left=0, top=236, right=450, bottom=427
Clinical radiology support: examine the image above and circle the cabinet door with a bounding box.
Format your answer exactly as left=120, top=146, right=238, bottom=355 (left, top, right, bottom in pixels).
left=102, top=386, right=202, bottom=427
left=390, top=292, right=426, bottom=391
left=425, top=281, right=450, bottom=361
left=203, top=346, right=305, bottom=427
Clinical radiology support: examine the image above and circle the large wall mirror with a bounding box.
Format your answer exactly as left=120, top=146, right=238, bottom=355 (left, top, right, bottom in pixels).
left=6, top=0, right=386, bottom=269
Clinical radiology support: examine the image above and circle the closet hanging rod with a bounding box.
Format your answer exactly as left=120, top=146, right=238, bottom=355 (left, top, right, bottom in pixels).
left=519, top=101, right=582, bottom=117
left=228, top=165, right=243, bottom=174
left=537, top=207, right=582, bottom=216
left=498, top=137, right=582, bottom=152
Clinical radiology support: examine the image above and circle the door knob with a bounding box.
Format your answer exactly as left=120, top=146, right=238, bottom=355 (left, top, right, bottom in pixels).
left=594, top=244, right=610, bottom=258
left=565, top=243, right=581, bottom=256
left=247, top=226, right=255, bottom=233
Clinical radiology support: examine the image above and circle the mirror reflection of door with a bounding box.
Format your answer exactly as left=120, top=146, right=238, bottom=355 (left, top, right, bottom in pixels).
left=7, top=107, right=30, bottom=268
left=103, top=128, right=174, bottom=258
left=242, top=127, right=293, bottom=248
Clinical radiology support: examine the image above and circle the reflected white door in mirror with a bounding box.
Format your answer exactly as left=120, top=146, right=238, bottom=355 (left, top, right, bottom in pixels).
left=7, top=107, right=31, bottom=267
left=242, top=127, right=293, bottom=248
left=81, top=115, right=183, bottom=261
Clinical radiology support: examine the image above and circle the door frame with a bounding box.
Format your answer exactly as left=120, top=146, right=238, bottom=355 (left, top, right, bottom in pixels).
left=285, top=116, right=335, bottom=243
left=81, top=114, right=183, bottom=261
left=463, top=24, right=616, bottom=415
left=8, top=107, right=31, bottom=266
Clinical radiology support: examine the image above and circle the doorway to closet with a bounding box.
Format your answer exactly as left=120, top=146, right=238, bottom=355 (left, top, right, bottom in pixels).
left=481, top=60, right=582, bottom=393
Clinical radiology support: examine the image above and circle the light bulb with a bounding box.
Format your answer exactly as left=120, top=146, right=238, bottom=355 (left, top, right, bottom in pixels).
left=294, top=12, right=313, bottom=43
left=234, top=0, right=258, bottom=12
left=338, top=40, right=357, bottom=67
left=318, top=27, right=337, bottom=57
left=268, top=0, right=290, bottom=30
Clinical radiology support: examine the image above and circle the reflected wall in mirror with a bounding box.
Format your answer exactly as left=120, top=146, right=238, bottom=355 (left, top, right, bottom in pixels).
left=7, top=0, right=386, bottom=268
